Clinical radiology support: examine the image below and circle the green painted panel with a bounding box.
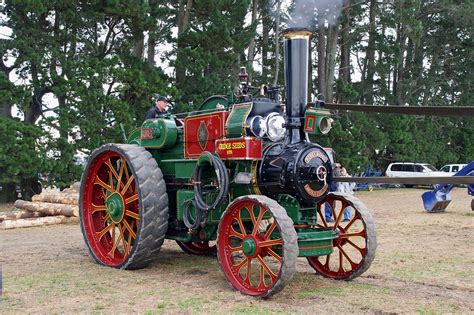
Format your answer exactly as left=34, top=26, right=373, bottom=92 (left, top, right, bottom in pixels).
left=226, top=103, right=253, bottom=138
left=126, top=128, right=141, bottom=145
left=296, top=228, right=336, bottom=257
left=304, top=108, right=332, bottom=135
left=140, top=118, right=178, bottom=149
left=277, top=194, right=301, bottom=224
left=198, top=95, right=229, bottom=111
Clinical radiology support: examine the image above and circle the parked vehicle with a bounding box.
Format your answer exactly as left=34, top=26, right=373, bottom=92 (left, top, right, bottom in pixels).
left=385, top=163, right=449, bottom=178
left=440, top=164, right=467, bottom=174
left=385, top=163, right=449, bottom=187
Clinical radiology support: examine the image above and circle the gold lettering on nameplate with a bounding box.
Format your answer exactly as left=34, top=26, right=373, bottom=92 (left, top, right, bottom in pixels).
left=304, top=150, right=328, bottom=164
left=304, top=184, right=328, bottom=198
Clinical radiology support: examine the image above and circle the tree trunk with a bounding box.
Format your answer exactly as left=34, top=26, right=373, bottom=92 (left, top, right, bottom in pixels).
left=147, top=33, right=156, bottom=65
left=395, top=23, right=407, bottom=105
left=272, top=0, right=281, bottom=87
left=325, top=24, right=340, bottom=102
left=338, top=0, right=351, bottom=86
left=14, top=200, right=79, bottom=217
left=317, top=26, right=327, bottom=98
left=247, top=0, right=258, bottom=83
left=363, top=0, right=377, bottom=104
left=261, top=0, right=271, bottom=80
left=176, top=0, right=194, bottom=87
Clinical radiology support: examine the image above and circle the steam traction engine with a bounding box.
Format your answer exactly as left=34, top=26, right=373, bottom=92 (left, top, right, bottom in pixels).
left=79, top=28, right=376, bottom=297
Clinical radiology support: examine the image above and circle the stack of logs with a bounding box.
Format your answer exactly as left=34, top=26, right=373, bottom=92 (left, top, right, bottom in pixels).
left=0, top=182, right=80, bottom=230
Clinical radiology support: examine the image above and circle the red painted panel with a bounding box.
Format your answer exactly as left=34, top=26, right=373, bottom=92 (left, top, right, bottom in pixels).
left=184, top=111, right=228, bottom=158
left=141, top=128, right=153, bottom=139
left=304, top=115, right=316, bottom=132
left=215, top=137, right=262, bottom=160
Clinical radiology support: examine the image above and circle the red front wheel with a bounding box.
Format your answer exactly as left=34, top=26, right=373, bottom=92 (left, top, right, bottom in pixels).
left=307, top=192, right=376, bottom=280
left=80, top=144, right=169, bottom=269
left=217, top=195, right=298, bottom=298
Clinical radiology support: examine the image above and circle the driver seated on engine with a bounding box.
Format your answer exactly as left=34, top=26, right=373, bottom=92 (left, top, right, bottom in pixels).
left=144, top=94, right=169, bottom=120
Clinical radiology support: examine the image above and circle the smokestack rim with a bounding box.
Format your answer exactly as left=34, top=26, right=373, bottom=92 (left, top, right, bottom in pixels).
left=281, top=27, right=312, bottom=40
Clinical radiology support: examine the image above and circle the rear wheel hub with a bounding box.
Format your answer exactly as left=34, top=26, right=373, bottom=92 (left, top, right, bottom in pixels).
left=106, top=192, right=125, bottom=223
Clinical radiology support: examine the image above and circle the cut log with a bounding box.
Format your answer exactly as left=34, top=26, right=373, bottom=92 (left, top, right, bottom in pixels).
left=62, top=182, right=81, bottom=194
left=71, top=181, right=81, bottom=191
left=0, top=215, right=79, bottom=230
left=32, top=193, right=78, bottom=205
left=0, top=210, right=45, bottom=222
left=14, top=200, right=79, bottom=217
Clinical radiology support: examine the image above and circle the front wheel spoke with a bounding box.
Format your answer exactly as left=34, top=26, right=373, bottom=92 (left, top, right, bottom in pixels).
left=125, top=194, right=139, bottom=205
left=125, top=210, right=139, bottom=220
left=340, top=230, right=366, bottom=238
left=229, top=245, right=242, bottom=254
left=325, top=254, right=331, bottom=268
left=344, top=214, right=359, bottom=230
left=334, top=205, right=345, bottom=228
left=346, top=239, right=365, bottom=255
left=245, top=259, right=252, bottom=284
left=257, top=255, right=278, bottom=282
left=229, top=226, right=244, bottom=239
left=317, top=207, right=328, bottom=227
left=122, top=219, right=136, bottom=239
left=102, top=213, right=111, bottom=221
left=337, top=244, right=357, bottom=269
left=264, top=221, right=278, bottom=239
left=247, top=204, right=257, bottom=227
left=267, top=248, right=282, bottom=262
left=338, top=250, right=344, bottom=273
left=258, top=264, right=265, bottom=289
left=97, top=223, right=114, bottom=240
left=233, top=257, right=248, bottom=272
left=253, top=207, right=266, bottom=236
left=94, top=176, right=114, bottom=193
left=235, top=211, right=247, bottom=236
left=259, top=238, right=282, bottom=248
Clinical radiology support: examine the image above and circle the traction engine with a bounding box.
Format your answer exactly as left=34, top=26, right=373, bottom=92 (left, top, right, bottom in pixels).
left=79, top=28, right=377, bottom=297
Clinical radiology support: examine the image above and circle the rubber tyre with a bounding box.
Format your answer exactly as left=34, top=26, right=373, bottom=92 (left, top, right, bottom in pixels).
left=308, top=192, right=377, bottom=280
left=80, top=143, right=169, bottom=269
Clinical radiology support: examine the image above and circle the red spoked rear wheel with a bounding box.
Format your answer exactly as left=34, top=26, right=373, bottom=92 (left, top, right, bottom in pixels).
left=307, top=192, right=376, bottom=280
left=217, top=195, right=298, bottom=297
left=80, top=144, right=169, bottom=269
left=176, top=241, right=217, bottom=256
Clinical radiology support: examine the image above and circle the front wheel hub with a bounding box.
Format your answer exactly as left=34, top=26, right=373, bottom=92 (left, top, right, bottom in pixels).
left=242, top=237, right=258, bottom=257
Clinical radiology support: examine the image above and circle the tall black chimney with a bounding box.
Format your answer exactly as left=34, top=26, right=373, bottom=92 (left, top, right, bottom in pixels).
left=282, top=28, right=312, bottom=145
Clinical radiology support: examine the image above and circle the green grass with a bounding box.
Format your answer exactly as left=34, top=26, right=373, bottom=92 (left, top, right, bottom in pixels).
left=233, top=305, right=288, bottom=314
left=178, top=296, right=207, bottom=311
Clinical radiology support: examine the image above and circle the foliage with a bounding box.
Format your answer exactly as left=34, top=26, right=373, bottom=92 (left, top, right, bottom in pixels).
left=0, top=0, right=472, bottom=197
